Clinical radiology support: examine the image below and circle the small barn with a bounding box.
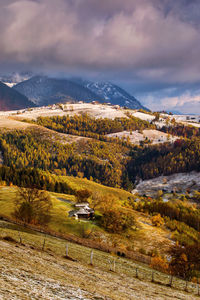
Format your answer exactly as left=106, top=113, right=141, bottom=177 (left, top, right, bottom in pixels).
left=69, top=203, right=94, bottom=219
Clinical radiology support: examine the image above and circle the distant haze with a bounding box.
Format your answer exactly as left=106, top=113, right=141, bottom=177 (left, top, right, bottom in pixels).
left=0, top=0, right=200, bottom=113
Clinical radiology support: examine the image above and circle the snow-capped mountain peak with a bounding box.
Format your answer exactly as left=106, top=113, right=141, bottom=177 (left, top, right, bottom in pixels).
left=85, top=81, right=147, bottom=110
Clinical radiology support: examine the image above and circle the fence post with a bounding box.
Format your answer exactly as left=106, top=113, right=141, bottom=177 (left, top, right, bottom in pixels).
left=108, top=259, right=112, bottom=271
left=169, top=275, right=173, bottom=287
left=42, top=237, right=46, bottom=251
left=198, top=278, right=200, bottom=296
left=66, top=244, right=68, bottom=257
left=185, top=280, right=188, bottom=292
left=18, top=231, right=22, bottom=244
left=113, top=259, right=116, bottom=272
left=136, top=267, right=139, bottom=279
left=90, top=250, right=93, bottom=265
left=151, top=271, right=154, bottom=282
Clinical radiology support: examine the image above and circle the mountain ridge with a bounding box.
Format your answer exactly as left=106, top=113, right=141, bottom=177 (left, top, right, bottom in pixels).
left=0, top=81, right=34, bottom=111
left=13, top=74, right=148, bottom=110
left=13, top=76, right=103, bottom=106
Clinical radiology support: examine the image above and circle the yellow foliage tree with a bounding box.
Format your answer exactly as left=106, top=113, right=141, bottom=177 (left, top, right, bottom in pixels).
left=151, top=214, right=164, bottom=227
left=151, top=256, right=169, bottom=273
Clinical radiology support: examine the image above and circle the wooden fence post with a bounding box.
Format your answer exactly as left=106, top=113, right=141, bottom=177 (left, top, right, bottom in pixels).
left=151, top=271, right=154, bottom=282
left=136, top=267, right=139, bottom=279
left=18, top=231, right=22, bottom=244
left=185, top=280, right=188, bottom=292
left=42, top=237, right=46, bottom=251
left=113, top=259, right=116, bottom=272
left=90, top=250, right=93, bottom=265
left=66, top=244, right=68, bottom=257
left=108, top=259, right=112, bottom=271
left=169, top=275, right=173, bottom=287
left=198, top=278, right=200, bottom=296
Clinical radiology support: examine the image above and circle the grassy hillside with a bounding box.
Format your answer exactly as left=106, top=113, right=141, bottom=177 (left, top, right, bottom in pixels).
left=0, top=220, right=198, bottom=299
left=0, top=183, right=172, bottom=256
left=55, top=174, right=132, bottom=201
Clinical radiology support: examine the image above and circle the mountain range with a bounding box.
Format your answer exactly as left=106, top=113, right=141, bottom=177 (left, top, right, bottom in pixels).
left=13, top=76, right=102, bottom=106
left=0, top=73, right=148, bottom=111
left=71, top=78, right=147, bottom=110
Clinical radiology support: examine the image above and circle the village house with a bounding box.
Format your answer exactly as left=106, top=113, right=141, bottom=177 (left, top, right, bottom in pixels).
left=68, top=203, right=94, bottom=220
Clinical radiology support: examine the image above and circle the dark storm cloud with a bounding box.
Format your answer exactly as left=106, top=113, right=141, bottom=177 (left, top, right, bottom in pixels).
left=0, top=0, right=200, bottom=112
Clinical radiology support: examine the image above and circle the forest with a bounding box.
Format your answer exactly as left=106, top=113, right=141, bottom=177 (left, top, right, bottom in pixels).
left=34, top=113, right=155, bottom=137
left=0, top=113, right=200, bottom=189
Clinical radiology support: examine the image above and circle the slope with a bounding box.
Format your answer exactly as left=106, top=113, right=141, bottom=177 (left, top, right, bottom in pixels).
left=85, top=81, right=148, bottom=110
left=14, top=76, right=103, bottom=106
left=0, top=220, right=197, bottom=300
left=0, top=81, right=34, bottom=111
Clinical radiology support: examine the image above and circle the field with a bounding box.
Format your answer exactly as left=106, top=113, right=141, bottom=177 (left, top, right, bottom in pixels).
left=55, top=175, right=133, bottom=201
left=0, top=183, right=173, bottom=256
left=0, top=116, right=32, bottom=129
left=107, top=129, right=176, bottom=145
left=3, top=103, right=130, bottom=120
left=133, top=171, right=200, bottom=197
left=0, top=220, right=199, bottom=299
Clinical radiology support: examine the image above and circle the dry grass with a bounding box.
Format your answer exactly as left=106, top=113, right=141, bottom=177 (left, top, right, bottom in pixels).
left=0, top=185, right=173, bottom=256
left=0, top=220, right=199, bottom=300
left=0, top=116, right=33, bottom=129
left=131, top=212, right=172, bottom=254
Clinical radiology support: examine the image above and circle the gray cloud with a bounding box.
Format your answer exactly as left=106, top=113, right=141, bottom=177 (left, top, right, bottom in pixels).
left=0, top=0, right=200, bottom=112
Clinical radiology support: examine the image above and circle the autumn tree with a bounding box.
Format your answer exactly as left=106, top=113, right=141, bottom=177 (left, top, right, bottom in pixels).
left=193, top=191, right=200, bottom=203
left=75, top=189, right=92, bottom=203
left=169, top=244, right=200, bottom=280
left=13, top=187, right=52, bottom=225
left=150, top=255, right=169, bottom=273
left=156, top=190, right=163, bottom=200
left=151, top=214, right=164, bottom=227
left=101, top=206, right=135, bottom=233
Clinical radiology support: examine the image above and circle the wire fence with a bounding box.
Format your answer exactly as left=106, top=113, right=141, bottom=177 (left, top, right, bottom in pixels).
left=1, top=222, right=200, bottom=298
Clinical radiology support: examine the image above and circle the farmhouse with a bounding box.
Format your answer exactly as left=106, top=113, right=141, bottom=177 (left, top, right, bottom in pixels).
left=69, top=203, right=94, bottom=219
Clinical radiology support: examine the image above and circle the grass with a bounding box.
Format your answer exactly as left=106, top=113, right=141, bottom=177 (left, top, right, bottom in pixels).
left=0, top=186, right=99, bottom=237
left=0, top=184, right=173, bottom=256
left=0, top=219, right=199, bottom=299
left=0, top=185, right=198, bottom=298
left=56, top=174, right=133, bottom=202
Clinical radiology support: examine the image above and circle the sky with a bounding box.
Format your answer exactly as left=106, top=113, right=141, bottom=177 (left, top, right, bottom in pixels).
left=0, top=0, right=200, bottom=114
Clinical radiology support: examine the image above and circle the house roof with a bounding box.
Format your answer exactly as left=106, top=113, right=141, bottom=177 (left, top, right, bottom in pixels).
left=68, top=210, right=78, bottom=217
left=76, top=208, right=90, bottom=215
left=75, top=202, right=89, bottom=207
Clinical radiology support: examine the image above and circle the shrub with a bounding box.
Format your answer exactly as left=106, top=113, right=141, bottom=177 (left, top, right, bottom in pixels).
left=139, top=248, right=146, bottom=255
left=151, top=214, right=164, bottom=227
left=151, top=256, right=169, bottom=273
